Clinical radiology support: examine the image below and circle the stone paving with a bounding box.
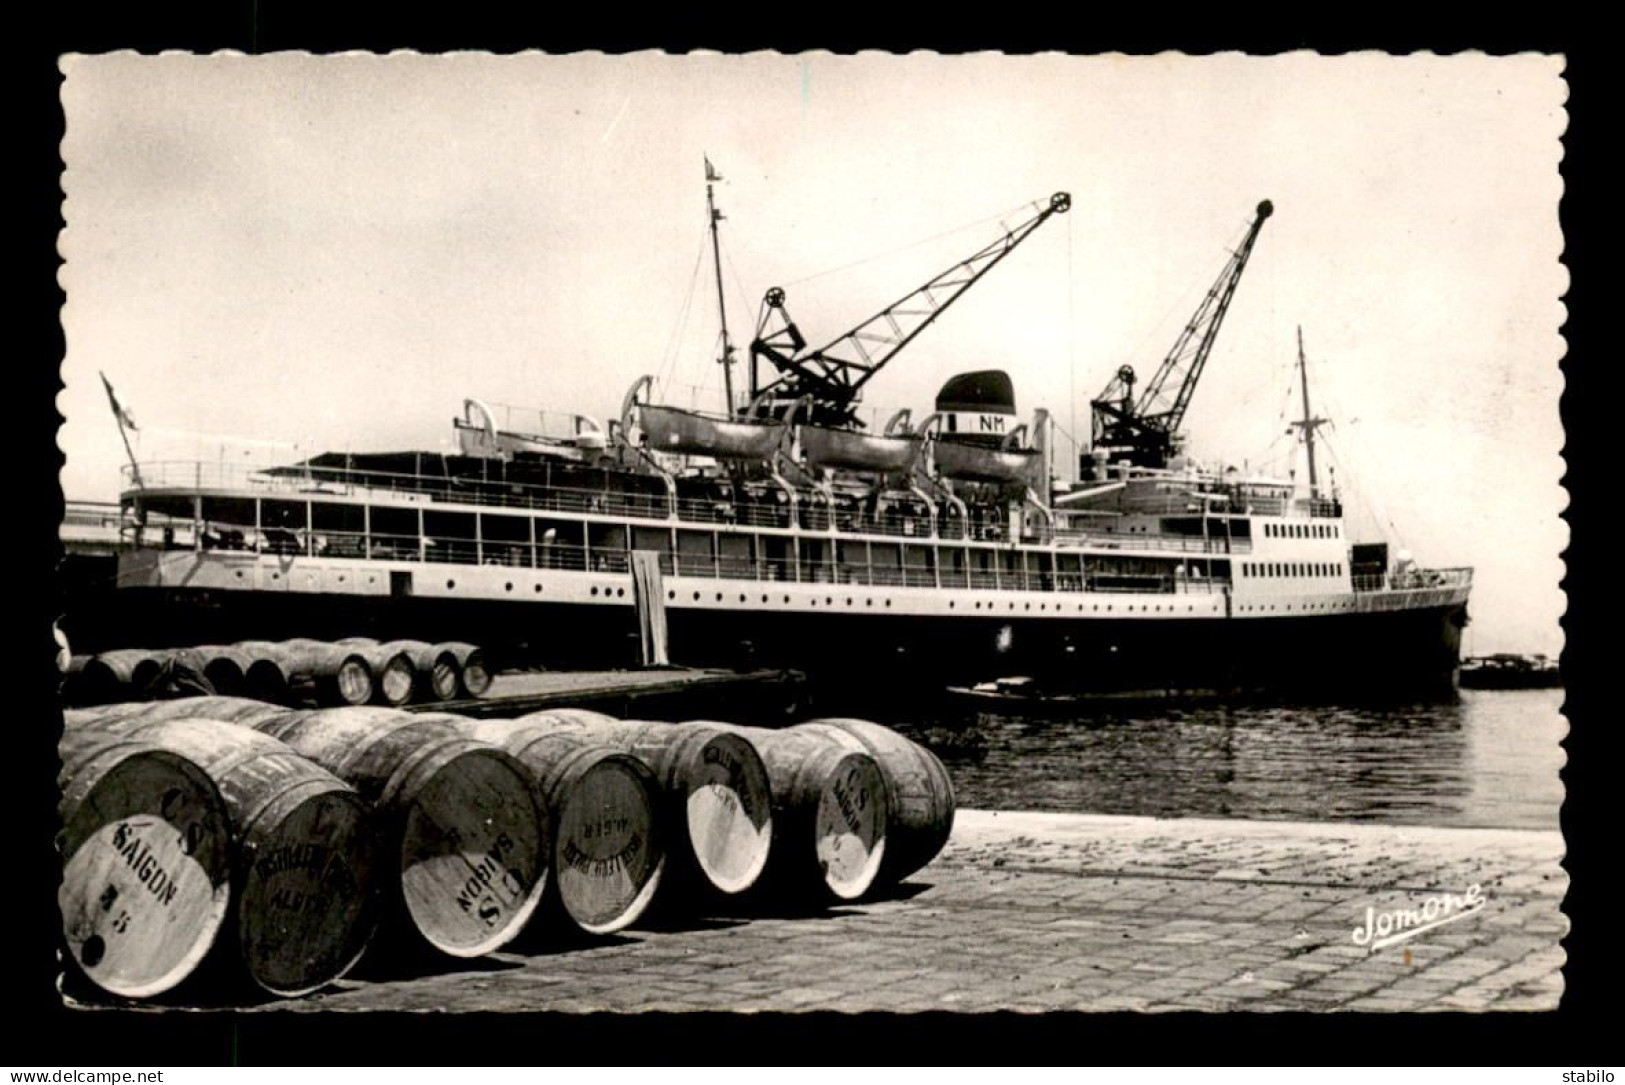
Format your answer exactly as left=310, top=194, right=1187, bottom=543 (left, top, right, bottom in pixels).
left=162, top=811, right=1573, bottom=1013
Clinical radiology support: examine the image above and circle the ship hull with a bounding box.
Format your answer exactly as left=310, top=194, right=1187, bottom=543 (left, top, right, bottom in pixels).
left=62, top=576, right=1467, bottom=705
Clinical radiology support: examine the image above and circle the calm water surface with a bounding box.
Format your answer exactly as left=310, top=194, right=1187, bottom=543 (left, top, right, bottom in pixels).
left=876, top=689, right=1565, bottom=831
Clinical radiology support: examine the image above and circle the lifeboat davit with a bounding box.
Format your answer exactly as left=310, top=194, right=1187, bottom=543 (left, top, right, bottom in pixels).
left=455, top=398, right=606, bottom=461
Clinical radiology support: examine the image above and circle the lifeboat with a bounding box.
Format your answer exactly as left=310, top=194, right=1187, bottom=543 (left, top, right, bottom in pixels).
left=930, top=438, right=1042, bottom=485
left=800, top=411, right=923, bottom=473
left=638, top=403, right=787, bottom=460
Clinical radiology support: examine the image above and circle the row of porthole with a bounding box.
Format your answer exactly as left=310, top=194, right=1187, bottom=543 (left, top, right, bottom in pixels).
left=636, top=590, right=1222, bottom=615
left=1238, top=602, right=1350, bottom=613
left=453, top=579, right=614, bottom=599
left=257, top=571, right=373, bottom=586
left=667, top=590, right=902, bottom=609
left=962, top=599, right=1204, bottom=614
left=250, top=569, right=1224, bottom=617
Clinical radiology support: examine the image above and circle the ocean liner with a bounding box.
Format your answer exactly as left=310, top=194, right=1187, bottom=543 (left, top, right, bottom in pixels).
left=63, top=173, right=1471, bottom=698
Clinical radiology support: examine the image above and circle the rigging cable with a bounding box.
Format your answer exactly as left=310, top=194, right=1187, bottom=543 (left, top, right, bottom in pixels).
left=778, top=199, right=1041, bottom=289
left=654, top=220, right=712, bottom=396
left=1067, top=210, right=1077, bottom=481
left=1321, top=426, right=1406, bottom=552
left=1306, top=358, right=1407, bottom=546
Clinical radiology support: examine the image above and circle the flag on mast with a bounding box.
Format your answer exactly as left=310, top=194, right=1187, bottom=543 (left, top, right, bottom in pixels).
left=704, top=156, right=721, bottom=183
left=99, top=371, right=138, bottom=431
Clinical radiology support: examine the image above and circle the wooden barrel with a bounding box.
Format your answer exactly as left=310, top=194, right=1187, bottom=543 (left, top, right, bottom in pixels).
left=456, top=717, right=664, bottom=935
left=79, top=649, right=169, bottom=704
left=331, top=643, right=415, bottom=707
left=87, top=695, right=302, bottom=730
left=383, top=641, right=461, bottom=702
left=64, top=711, right=380, bottom=997
left=522, top=710, right=773, bottom=897
left=439, top=642, right=491, bottom=698
left=705, top=723, right=890, bottom=901
left=241, top=706, right=548, bottom=957
left=276, top=640, right=378, bottom=707
left=346, top=640, right=462, bottom=703
left=57, top=728, right=233, bottom=999
left=185, top=646, right=257, bottom=699
left=231, top=642, right=294, bottom=704
left=793, top=719, right=955, bottom=886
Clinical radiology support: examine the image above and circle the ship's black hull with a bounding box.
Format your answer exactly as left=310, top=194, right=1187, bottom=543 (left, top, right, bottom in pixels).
left=60, top=572, right=1468, bottom=705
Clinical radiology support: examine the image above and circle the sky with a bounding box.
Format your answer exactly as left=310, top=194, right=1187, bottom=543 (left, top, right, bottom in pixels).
left=57, top=52, right=1567, bottom=655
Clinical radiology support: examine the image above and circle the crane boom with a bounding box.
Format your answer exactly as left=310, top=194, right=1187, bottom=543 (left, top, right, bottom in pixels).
left=750, top=191, right=1071, bottom=428
left=1090, top=199, right=1272, bottom=469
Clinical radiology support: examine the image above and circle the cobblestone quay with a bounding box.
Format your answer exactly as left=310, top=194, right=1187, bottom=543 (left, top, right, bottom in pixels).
left=151, top=810, right=1566, bottom=1013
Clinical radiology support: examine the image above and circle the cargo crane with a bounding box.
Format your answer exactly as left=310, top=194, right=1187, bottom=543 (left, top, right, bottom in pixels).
left=1089, top=199, right=1273, bottom=471
left=748, top=192, right=1072, bottom=430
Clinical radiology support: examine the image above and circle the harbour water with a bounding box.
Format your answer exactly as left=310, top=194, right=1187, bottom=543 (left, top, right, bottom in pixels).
left=880, top=688, right=1565, bottom=831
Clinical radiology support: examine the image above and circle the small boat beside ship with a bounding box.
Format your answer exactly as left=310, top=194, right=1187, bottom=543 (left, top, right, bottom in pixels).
left=1458, top=653, right=1560, bottom=690
left=63, top=168, right=1473, bottom=701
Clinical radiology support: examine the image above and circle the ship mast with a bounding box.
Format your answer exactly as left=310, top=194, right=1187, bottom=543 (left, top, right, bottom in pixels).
left=705, top=157, right=736, bottom=416
left=1290, top=326, right=1329, bottom=496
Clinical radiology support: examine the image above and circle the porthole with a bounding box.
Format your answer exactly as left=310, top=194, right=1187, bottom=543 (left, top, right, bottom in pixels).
left=667, top=589, right=675, bottom=599
left=783, top=595, right=790, bottom=604
left=847, top=598, right=853, bottom=606
left=536, top=584, right=544, bottom=594
left=762, top=594, right=769, bottom=603
left=867, top=598, right=874, bottom=607
left=447, top=580, right=456, bottom=590
left=716, top=593, right=723, bottom=602
left=235, top=570, right=244, bottom=579
left=271, top=572, right=279, bottom=580
left=740, top=594, right=747, bottom=603
left=618, top=588, right=626, bottom=598
left=693, top=591, right=701, bottom=601
left=504, top=582, right=513, bottom=592
left=885, top=599, right=892, bottom=607
left=591, top=587, right=599, bottom=596
left=338, top=576, right=345, bottom=583
left=826, top=597, right=833, bottom=606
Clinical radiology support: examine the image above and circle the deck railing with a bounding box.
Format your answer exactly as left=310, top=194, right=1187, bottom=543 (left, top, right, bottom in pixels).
left=123, top=457, right=1350, bottom=564
left=1352, top=568, right=1473, bottom=593
left=1054, top=530, right=1253, bottom=555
